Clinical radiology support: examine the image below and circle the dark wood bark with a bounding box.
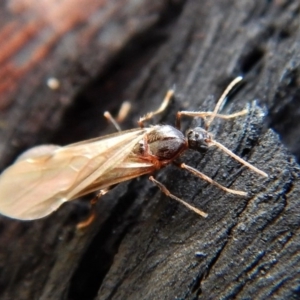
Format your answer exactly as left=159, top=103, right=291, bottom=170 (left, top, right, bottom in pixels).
left=0, top=0, right=299, bottom=299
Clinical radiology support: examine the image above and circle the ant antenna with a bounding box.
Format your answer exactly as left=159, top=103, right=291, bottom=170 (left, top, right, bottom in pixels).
left=210, top=140, right=268, bottom=177
left=205, top=76, right=243, bottom=130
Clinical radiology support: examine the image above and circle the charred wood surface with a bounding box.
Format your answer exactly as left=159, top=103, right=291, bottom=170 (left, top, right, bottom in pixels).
left=0, top=1, right=299, bottom=300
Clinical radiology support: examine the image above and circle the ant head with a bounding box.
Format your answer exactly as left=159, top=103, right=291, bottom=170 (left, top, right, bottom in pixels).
left=186, top=127, right=212, bottom=153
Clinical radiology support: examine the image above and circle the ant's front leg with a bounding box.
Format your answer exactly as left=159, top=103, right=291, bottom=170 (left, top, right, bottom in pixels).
left=176, top=109, right=248, bottom=130
left=176, top=76, right=244, bottom=130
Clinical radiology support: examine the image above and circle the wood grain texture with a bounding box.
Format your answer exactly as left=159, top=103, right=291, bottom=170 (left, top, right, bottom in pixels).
left=0, top=0, right=299, bottom=299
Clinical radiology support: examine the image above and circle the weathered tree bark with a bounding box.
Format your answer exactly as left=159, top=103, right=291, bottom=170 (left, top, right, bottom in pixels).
left=0, top=0, right=299, bottom=299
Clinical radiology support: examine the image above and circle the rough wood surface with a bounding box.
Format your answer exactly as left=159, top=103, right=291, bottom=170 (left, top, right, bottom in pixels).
left=0, top=0, right=299, bottom=299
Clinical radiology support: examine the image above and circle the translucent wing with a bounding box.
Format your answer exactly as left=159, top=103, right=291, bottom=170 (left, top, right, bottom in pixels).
left=0, top=128, right=153, bottom=220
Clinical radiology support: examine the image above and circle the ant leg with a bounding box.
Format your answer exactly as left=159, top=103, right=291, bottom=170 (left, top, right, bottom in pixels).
left=176, top=76, right=243, bottom=130
left=179, top=110, right=247, bottom=119
left=206, top=76, right=243, bottom=129
left=116, top=101, right=131, bottom=123
left=91, top=188, right=111, bottom=204
left=149, top=176, right=208, bottom=218
left=104, top=112, right=122, bottom=132
left=103, top=101, right=131, bottom=132
left=138, top=89, right=175, bottom=128
left=176, top=109, right=248, bottom=129
left=76, top=212, right=96, bottom=230
left=178, top=163, right=247, bottom=196
left=76, top=188, right=110, bottom=229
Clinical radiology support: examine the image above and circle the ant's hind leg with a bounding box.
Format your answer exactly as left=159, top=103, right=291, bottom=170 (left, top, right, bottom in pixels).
left=76, top=188, right=111, bottom=230
left=104, top=101, right=132, bottom=132
left=138, top=89, right=175, bottom=128
left=149, top=176, right=208, bottom=218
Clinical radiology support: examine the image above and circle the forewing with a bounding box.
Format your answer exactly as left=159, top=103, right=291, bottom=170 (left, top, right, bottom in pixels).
left=76, top=160, right=155, bottom=197
left=0, top=128, right=151, bottom=220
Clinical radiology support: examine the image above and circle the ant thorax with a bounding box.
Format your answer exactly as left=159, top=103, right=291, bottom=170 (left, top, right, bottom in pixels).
left=133, top=125, right=188, bottom=162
